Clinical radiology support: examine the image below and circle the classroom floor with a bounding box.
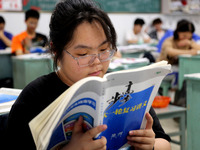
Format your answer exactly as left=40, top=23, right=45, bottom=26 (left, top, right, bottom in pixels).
left=160, top=118, right=181, bottom=150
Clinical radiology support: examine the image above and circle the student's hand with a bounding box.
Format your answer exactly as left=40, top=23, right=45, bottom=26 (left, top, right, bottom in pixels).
left=62, top=116, right=107, bottom=150
left=189, top=49, right=198, bottom=55
left=0, top=30, right=4, bottom=39
left=127, top=112, right=155, bottom=150
left=22, top=37, right=32, bottom=51
left=177, top=39, right=191, bottom=47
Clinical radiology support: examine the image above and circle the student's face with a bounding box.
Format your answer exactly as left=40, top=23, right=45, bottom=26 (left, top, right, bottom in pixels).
left=0, top=23, right=5, bottom=31
left=58, top=21, right=111, bottom=86
left=154, top=23, right=162, bottom=31
left=133, top=24, right=142, bottom=34
left=178, top=31, right=192, bottom=40
left=25, top=17, right=38, bottom=33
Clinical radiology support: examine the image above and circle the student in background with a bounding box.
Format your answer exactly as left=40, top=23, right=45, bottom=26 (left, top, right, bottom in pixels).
left=0, top=16, right=13, bottom=50
left=157, top=19, right=200, bottom=89
left=6, top=0, right=171, bottom=149
left=11, top=9, right=47, bottom=55
left=157, top=19, right=200, bottom=65
left=149, top=18, right=167, bottom=41
left=126, top=18, right=151, bottom=44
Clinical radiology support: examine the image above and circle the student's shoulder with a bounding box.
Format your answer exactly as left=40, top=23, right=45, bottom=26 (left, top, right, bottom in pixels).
left=13, top=31, right=28, bottom=39
left=27, top=72, right=59, bottom=89
left=4, top=31, right=13, bottom=38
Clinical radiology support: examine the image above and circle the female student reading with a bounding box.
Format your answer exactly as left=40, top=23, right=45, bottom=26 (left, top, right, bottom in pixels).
left=6, top=0, right=171, bottom=149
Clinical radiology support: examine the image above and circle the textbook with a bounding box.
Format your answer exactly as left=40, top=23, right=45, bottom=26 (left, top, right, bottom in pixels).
left=0, top=88, right=22, bottom=114
left=29, top=61, right=171, bottom=150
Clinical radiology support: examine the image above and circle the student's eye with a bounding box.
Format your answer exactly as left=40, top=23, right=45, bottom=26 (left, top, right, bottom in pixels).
left=77, top=53, right=87, bottom=56
left=100, top=48, right=107, bottom=52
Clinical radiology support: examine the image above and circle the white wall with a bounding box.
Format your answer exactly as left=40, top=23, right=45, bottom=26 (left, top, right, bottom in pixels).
left=1, top=11, right=200, bottom=45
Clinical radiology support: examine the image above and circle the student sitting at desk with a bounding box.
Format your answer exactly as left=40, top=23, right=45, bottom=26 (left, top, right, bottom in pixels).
left=11, top=9, right=48, bottom=55
left=157, top=19, right=200, bottom=89
left=0, top=16, right=13, bottom=50
left=126, top=18, right=151, bottom=45
left=5, top=0, right=171, bottom=149
left=157, top=19, right=200, bottom=65
left=149, top=18, right=167, bottom=42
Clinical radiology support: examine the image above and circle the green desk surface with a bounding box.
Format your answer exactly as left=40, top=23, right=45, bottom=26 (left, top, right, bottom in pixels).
left=12, top=53, right=54, bottom=89
left=118, top=44, right=157, bottom=58
left=108, top=58, right=149, bottom=72
left=0, top=53, right=12, bottom=80
left=178, top=55, right=200, bottom=89
left=185, top=73, right=200, bottom=150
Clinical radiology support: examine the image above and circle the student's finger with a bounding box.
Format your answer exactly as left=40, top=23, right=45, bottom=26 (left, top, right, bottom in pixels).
left=127, top=136, right=152, bottom=144
left=92, top=136, right=107, bottom=149
left=85, top=124, right=107, bottom=139
left=73, top=116, right=83, bottom=134
left=145, top=112, right=153, bottom=129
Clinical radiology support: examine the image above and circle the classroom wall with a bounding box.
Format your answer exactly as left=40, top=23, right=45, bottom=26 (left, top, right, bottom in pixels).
left=1, top=12, right=200, bottom=45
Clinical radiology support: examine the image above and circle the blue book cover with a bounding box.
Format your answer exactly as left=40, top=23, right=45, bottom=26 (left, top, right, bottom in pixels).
left=0, top=93, right=18, bottom=103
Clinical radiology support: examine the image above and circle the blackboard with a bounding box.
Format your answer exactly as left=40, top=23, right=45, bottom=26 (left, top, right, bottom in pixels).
left=23, top=0, right=58, bottom=11
left=96, top=0, right=161, bottom=13
left=22, top=0, right=160, bottom=13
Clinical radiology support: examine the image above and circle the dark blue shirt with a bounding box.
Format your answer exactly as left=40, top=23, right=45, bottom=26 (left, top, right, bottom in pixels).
left=0, top=31, right=13, bottom=50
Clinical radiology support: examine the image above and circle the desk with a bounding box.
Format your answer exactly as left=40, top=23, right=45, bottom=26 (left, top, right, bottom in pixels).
left=118, top=44, right=157, bottom=58
left=12, top=53, right=54, bottom=89
left=0, top=49, right=12, bottom=80
left=185, top=73, right=200, bottom=150
left=178, top=55, right=200, bottom=90
left=154, top=105, right=186, bottom=150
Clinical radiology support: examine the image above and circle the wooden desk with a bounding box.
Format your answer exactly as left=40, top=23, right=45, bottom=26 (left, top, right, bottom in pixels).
left=179, top=55, right=200, bottom=90
left=154, top=105, right=186, bottom=150
left=185, top=73, right=200, bottom=150
left=12, top=53, right=54, bottom=89
left=0, top=49, right=12, bottom=80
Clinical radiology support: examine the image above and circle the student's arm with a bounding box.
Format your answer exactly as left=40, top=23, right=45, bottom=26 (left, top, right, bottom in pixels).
left=0, top=30, right=12, bottom=47
left=163, top=39, right=198, bottom=57
left=61, top=116, right=107, bottom=150
left=11, top=36, right=30, bottom=55
left=143, top=33, right=151, bottom=43
left=127, top=113, right=171, bottom=150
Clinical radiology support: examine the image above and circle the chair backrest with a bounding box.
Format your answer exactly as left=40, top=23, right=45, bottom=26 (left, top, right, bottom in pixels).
left=156, top=30, right=173, bottom=53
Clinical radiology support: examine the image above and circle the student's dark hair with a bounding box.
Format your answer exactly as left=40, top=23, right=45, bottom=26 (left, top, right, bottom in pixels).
left=134, top=18, right=145, bottom=26
left=0, top=16, right=5, bottom=24
left=152, top=18, right=162, bottom=26
left=174, top=19, right=195, bottom=40
left=25, top=9, right=40, bottom=21
left=49, top=0, right=117, bottom=70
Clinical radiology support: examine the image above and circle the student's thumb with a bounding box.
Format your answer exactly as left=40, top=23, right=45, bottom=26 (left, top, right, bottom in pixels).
left=73, top=116, right=83, bottom=134
left=145, top=112, right=153, bottom=129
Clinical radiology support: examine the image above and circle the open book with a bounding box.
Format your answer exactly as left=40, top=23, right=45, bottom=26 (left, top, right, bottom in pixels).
left=29, top=61, right=171, bottom=150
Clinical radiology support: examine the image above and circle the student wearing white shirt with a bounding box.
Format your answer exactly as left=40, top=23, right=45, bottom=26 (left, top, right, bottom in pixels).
left=126, top=18, right=151, bottom=44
